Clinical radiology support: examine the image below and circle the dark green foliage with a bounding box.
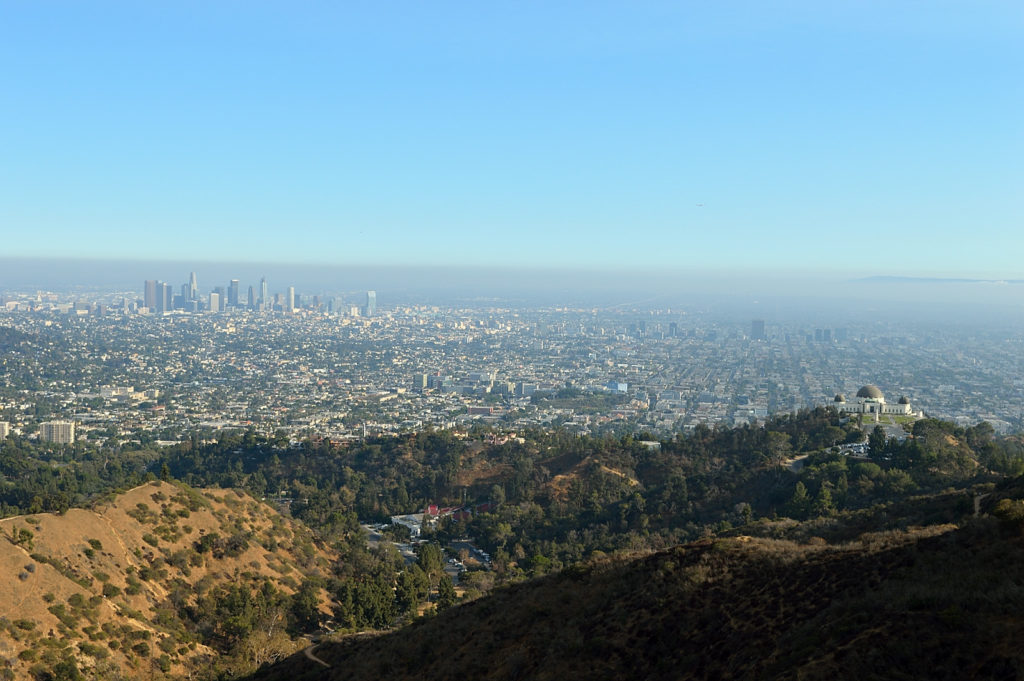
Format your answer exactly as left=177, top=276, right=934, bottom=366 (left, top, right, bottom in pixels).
left=289, top=580, right=322, bottom=631
left=333, top=573, right=397, bottom=630
left=436, top=575, right=457, bottom=611
left=240, top=507, right=1024, bottom=681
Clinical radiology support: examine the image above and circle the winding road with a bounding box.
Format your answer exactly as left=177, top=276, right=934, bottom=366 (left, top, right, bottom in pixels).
left=303, top=643, right=330, bottom=668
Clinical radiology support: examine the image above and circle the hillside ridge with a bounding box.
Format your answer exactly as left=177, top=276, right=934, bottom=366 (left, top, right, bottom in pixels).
left=0, top=480, right=336, bottom=680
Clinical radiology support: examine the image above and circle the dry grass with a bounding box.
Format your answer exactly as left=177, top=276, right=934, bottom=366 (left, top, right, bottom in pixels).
left=0, top=481, right=339, bottom=680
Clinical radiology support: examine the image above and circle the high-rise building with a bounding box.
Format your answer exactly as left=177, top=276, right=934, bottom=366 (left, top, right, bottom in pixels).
left=144, top=280, right=158, bottom=310
left=0, top=421, right=9, bottom=439
left=287, top=286, right=295, bottom=312
left=365, top=290, right=377, bottom=317
left=40, top=421, right=75, bottom=444
left=189, top=272, right=199, bottom=301
left=247, top=285, right=256, bottom=309
left=751, top=319, right=766, bottom=341
left=260, top=278, right=269, bottom=311
left=228, top=280, right=239, bottom=307
left=209, top=292, right=221, bottom=313
left=156, top=282, right=172, bottom=313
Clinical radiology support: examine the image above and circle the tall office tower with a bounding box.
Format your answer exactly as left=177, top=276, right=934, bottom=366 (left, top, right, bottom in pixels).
left=209, top=292, right=221, bottom=313
left=751, top=319, right=766, bottom=341
left=189, top=271, right=199, bottom=301
left=364, top=290, right=376, bottom=317
left=157, top=282, right=172, bottom=313
left=260, top=278, right=269, bottom=311
left=180, top=283, right=190, bottom=302
left=669, top=321, right=678, bottom=337
left=0, top=421, right=9, bottom=439
left=247, top=285, right=256, bottom=309
left=287, top=286, right=295, bottom=312
left=40, top=421, right=75, bottom=444
left=228, top=280, right=239, bottom=307
left=144, top=280, right=158, bottom=310
left=213, top=286, right=225, bottom=309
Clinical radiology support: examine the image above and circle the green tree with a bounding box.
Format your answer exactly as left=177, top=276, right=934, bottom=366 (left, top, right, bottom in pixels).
left=290, top=580, right=321, bottom=631
left=786, top=481, right=810, bottom=519
left=868, top=426, right=888, bottom=461
left=437, top=575, right=457, bottom=611
left=813, top=483, right=835, bottom=516
left=415, top=542, right=445, bottom=585
left=395, top=570, right=421, bottom=615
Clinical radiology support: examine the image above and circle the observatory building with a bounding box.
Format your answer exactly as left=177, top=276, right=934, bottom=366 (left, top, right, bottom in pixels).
left=833, top=385, right=915, bottom=417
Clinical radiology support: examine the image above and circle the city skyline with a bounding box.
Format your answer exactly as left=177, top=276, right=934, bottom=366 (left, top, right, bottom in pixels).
left=1, top=3, right=1021, bottom=277
left=3, top=256, right=1024, bottom=324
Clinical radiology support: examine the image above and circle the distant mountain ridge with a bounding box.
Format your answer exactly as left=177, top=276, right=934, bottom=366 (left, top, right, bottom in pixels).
left=856, top=275, right=1024, bottom=284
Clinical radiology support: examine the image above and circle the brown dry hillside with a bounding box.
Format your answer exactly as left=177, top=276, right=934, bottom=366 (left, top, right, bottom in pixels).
left=0, top=481, right=336, bottom=680
left=245, top=515, right=1024, bottom=681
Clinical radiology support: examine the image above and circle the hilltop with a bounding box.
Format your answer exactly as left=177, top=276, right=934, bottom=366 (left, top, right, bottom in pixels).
left=0, top=481, right=337, bottom=680
left=243, top=482, right=1024, bottom=681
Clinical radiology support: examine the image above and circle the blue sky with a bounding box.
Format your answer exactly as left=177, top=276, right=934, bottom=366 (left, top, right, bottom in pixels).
left=1, top=2, right=1021, bottom=276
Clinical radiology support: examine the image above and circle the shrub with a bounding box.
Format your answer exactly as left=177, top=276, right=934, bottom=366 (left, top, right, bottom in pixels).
left=78, top=641, right=109, bottom=659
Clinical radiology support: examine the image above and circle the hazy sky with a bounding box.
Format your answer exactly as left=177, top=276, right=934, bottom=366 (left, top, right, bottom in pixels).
left=2, top=2, right=1021, bottom=277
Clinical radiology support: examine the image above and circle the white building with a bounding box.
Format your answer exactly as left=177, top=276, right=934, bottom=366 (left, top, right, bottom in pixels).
left=0, top=421, right=9, bottom=439
left=40, top=420, right=76, bottom=444
left=390, top=514, right=424, bottom=538
left=833, top=385, right=916, bottom=418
